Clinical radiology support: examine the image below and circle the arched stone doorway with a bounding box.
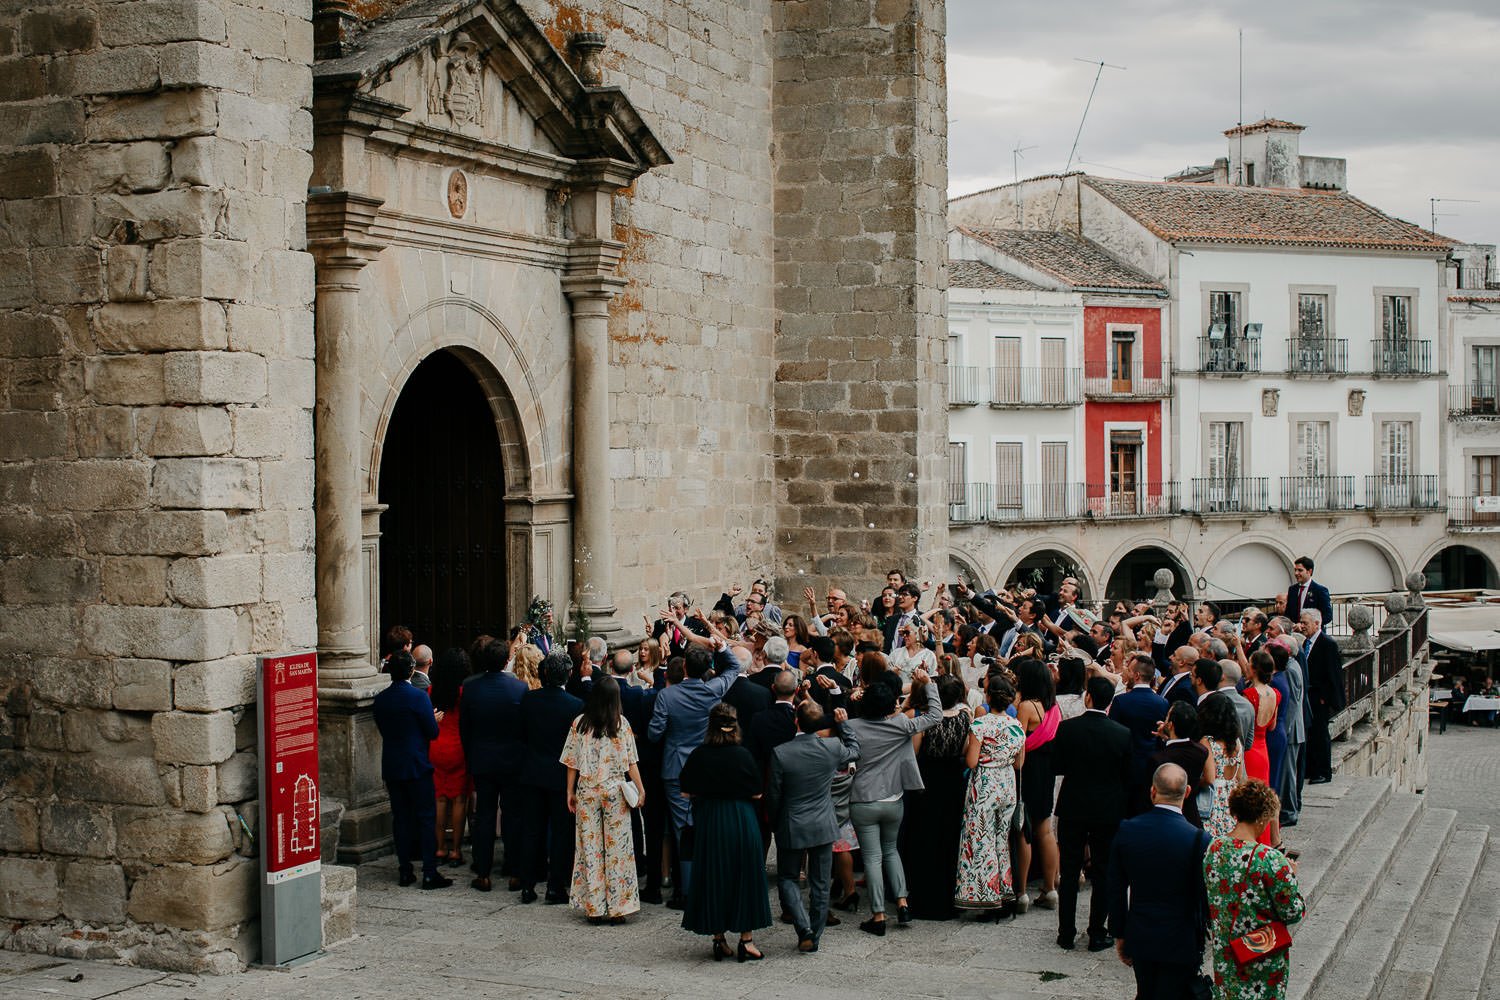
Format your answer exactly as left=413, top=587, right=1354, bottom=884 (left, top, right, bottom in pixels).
left=1106, top=546, right=1193, bottom=603
left=1007, top=549, right=1090, bottom=600
left=378, top=350, right=510, bottom=654
left=1423, top=545, right=1500, bottom=590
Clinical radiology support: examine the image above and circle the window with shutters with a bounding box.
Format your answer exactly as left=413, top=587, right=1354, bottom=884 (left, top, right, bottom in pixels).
left=1294, top=421, right=1330, bottom=478
left=994, top=442, right=1022, bottom=508
left=1209, top=291, right=1239, bottom=337
left=1379, top=421, right=1412, bottom=478
left=1472, top=456, right=1497, bottom=497
left=1298, top=294, right=1327, bottom=340
left=1207, top=421, right=1242, bottom=484
left=993, top=336, right=1021, bottom=403
left=1473, top=347, right=1498, bottom=412
left=1040, top=441, right=1067, bottom=516
left=1381, top=295, right=1411, bottom=344
left=947, top=442, right=967, bottom=504
left=1040, top=337, right=1066, bottom=403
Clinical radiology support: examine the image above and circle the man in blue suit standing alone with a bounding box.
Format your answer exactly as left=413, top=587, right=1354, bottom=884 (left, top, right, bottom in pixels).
left=1107, top=763, right=1208, bottom=999
left=647, top=636, right=740, bottom=906
left=373, top=650, right=451, bottom=889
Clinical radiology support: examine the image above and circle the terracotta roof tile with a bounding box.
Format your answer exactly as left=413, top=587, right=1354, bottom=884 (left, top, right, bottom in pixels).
left=1223, top=118, right=1306, bottom=137
left=948, top=259, right=1049, bottom=291
left=1083, top=177, right=1453, bottom=252
left=955, top=226, right=1166, bottom=293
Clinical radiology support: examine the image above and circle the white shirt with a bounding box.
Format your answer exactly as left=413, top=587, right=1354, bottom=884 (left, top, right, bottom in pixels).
left=1153, top=802, right=1184, bottom=815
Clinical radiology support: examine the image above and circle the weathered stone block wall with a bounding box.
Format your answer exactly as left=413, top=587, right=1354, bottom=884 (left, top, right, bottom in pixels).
left=0, top=0, right=315, bottom=972
left=516, top=0, right=779, bottom=614
left=770, top=0, right=949, bottom=600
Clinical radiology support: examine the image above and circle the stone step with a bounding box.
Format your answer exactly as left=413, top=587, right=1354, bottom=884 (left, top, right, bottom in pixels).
left=1287, top=775, right=1394, bottom=910
left=1373, top=824, right=1489, bottom=1000
left=1284, top=789, right=1425, bottom=1000
left=1448, top=831, right=1500, bottom=1000
left=1299, top=806, right=1458, bottom=1000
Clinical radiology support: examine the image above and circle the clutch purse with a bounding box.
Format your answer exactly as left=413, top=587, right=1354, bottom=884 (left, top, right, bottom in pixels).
left=1228, top=921, right=1291, bottom=964
left=619, top=780, right=641, bottom=808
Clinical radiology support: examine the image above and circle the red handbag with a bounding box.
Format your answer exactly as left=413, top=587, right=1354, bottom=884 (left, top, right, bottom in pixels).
left=1227, top=847, right=1293, bottom=965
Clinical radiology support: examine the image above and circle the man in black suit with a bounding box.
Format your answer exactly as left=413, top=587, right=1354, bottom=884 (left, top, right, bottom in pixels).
left=1109, top=654, right=1170, bottom=816
left=623, top=651, right=672, bottom=904
left=1107, top=763, right=1209, bottom=999
left=1052, top=677, right=1131, bottom=952
left=798, top=636, right=849, bottom=716
left=721, top=646, right=773, bottom=728
left=372, top=651, right=451, bottom=889
left=517, top=653, right=584, bottom=904
left=1298, top=608, right=1345, bottom=783
left=749, top=669, right=799, bottom=767
left=1147, top=702, right=1210, bottom=828
left=459, top=636, right=529, bottom=892
left=1157, top=644, right=1199, bottom=707
left=1286, top=555, right=1333, bottom=627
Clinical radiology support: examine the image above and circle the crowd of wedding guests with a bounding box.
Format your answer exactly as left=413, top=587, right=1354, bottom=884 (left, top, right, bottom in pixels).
left=373, top=567, right=1337, bottom=998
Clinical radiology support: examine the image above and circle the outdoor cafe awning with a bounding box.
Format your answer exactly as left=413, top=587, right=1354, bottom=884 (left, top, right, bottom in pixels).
left=1429, top=630, right=1500, bottom=653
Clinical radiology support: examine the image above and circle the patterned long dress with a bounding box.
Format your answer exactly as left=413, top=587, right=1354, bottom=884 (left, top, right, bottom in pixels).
left=1204, top=838, right=1307, bottom=1000
left=1204, top=739, right=1242, bottom=838
left=560, top=717, right=640, bottom=919
left=954, top=712, right=1026, bottom=909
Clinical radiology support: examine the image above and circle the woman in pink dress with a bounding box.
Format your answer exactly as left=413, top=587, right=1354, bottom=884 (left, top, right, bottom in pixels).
left=1243, top=650, right=1282, bottom=847
left=428, top=647, right=472, bottom=865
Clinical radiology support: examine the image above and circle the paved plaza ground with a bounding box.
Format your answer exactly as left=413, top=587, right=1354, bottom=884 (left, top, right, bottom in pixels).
left=2, top=724, right=1494, bottom=1000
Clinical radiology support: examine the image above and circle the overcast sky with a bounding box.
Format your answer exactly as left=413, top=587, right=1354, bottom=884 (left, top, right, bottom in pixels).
left=946, top=0, right=1500, bottom=246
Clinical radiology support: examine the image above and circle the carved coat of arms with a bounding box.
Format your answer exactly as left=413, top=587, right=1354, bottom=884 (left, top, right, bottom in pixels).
left=428, top=32, right=485, bottom=128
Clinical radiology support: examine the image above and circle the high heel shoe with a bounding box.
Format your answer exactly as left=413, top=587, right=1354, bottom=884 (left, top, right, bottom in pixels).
left=833, top=891, right=860, bottom=912
left=712, top=937, right=731, bottom=961
left=736, top=940, right=763, bottom=962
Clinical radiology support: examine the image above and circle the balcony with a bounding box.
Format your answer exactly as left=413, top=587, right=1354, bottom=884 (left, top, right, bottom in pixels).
left=1198, top=335, right=1261, bottom=375
left=1084, top=481, right=1180, bottom=518
left=1082, top=359, right=1170, bottom=398
left=1448, top=383, right=1499, bottom=418
left=948, top=482, right=990, bottom=523
left=947, top=365, right=984, bottom=406
left=1373, top=339, right=1433, bottom=376
left=989, top=366, right=1083, bottom=407
left=1279, top=475, right=1356, bottom=512
left=1189, top=477, right=1271, bottom=513
left=948, top=482, right=1086, bottom=523
left=1288, top=337, right=1348, bottom=375
left=1364, top=474, right=1440, bottom=510
left=1448, top=495, right=1500, bottom=529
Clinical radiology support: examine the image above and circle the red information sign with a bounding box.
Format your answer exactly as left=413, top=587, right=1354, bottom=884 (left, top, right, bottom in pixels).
left=259, top=651, right=321, bottom=884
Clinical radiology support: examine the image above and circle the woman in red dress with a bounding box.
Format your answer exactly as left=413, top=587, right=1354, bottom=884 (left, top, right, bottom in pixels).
left=428, top=647, right=472, bottom=865
left=1243, top=649, right=1282, bottom=848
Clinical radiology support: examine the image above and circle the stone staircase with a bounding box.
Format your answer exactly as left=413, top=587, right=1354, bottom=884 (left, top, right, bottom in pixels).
left=1279, top=776, right=1500, bottom=1000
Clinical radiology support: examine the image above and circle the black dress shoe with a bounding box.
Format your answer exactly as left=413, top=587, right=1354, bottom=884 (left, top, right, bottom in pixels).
left=545, top=890, right=568, bottom=905
left=797, top=933, right=818, bottom=953
left=470, top=877, right=492, bottom=892
left=897, top=904, right=912, bottom=924
left=399, top=871, right=417, bottom=887
left=1087, top=932, right=1114, bottom=952
left=1057, top=933, right=1075, bottom=951
left=859, top=918, right=886, bottom=936
left=421, top=874, right=454, bottom=890
left=1309, top=776, right=1332, bottom=785
left=640, top=887, right=663, bottom=905
left=520, top=887, right=538, bottom=903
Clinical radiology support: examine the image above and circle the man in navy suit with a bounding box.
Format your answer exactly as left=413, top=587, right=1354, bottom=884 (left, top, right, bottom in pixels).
left=1285, top=555, right=1333, bottom=627
left=648, top=637, right=740, bottom=903
left=1298, top=609, right=1345, bottom=783
left=1109, top=653, right=1170, bottom=816
left=517, top=652, right=584, bottom=904
left=1107, top=763, right=1209, bottom=999
left=1156, top=645, right=1199, bottom=708
left=460, top=636, right=529, bottom=891
left=372, top=651, right=451, bottom=889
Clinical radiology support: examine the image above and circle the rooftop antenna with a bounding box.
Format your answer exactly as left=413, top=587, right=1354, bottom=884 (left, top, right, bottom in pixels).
left=1012, top=141, right=1038, bottom=226
left=1430, top=197, right=1478, bottom=234
left=1047, top=58, right=1125, bottom=229
left=1235, top=29, right=1243, bottom=185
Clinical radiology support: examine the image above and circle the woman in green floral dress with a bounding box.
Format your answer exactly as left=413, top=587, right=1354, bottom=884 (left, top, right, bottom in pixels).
left=1203, top=780, right=1307, bottom=1000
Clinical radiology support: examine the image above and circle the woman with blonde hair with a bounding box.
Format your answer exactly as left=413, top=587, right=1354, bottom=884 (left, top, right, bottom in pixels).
left=634, top=636, right=662, bottom=688
left=512, top=643, right=544, bottom=691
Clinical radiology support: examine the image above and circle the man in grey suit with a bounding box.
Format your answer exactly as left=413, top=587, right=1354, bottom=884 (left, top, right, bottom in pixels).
left=1275, top=636, right=1307, bottom=825
left=766, top=700, right=860, bottom=953
left=647, top=638, right=740, bottom=904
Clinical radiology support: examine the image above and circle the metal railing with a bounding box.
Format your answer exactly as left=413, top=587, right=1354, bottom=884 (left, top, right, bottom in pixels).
left=947, top=365, right=984, bottom=406
left=1084, top=481, right=1180, bottom=518
left=1288, top=337, right=1348, bottom=375
left=1456, top=265, right=1498, bottom=290
left=1448, top=495, right=1500, bottom=528
left=1198, top=335, right=1261, bottom=374
left=1364, top=474, right=1440, bottom=510
left=988, top=366, right=1083, bottom=407
left=1448, top=383, right=1500, bottom=417
left=1339, top=608, right=1426, bottom=718
left=1373, top=339, right=1432, bottom=375
left=1279, top=475, right=1357, bottom=511
left=1189, top=477, right=1270, bottom=513
left=1082, top=358, right=1170, bottom=397
left=947, top=482, right=989, bottom=523
left=991, top=482, right=1087, bottom=521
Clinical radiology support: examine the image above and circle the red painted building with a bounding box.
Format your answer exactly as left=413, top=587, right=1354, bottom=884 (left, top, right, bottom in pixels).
left=1082, top=303, right=1172, bottom=515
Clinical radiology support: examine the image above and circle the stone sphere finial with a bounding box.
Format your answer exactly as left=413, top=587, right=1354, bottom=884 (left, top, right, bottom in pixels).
left=1383, top=592, right=1406, bottom=615
left=1404, top=570, right=1426, bottom=592
left=1152, top=568, right=1175, bottom=590
left=1347, top=604, right=1374, bottom=632
left=570, top=31, right=608, bottom=86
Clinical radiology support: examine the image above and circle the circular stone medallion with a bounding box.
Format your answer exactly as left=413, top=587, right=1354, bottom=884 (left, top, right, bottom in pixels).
left=447, top=170, right=468, bottom=218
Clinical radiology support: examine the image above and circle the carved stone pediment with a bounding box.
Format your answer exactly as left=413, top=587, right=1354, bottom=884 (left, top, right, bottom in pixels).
left=314, top=0, right=670, bottom=177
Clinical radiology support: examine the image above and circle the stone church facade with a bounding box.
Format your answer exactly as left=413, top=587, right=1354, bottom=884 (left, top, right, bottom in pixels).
left=0, top=0, right=948, bottom=972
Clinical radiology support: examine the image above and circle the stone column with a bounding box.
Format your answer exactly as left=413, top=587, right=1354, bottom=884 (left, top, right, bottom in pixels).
left=562, top=276, right=626, bottom=642
left=307, top=192, right=390, bottom=859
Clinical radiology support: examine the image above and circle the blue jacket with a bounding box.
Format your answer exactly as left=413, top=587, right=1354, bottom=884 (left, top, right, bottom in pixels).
left=1107, top=805, right=1209, bottom=964
left=1109, top=685, right=1170, bottom=785
left=372, top=679, right=439, bottom=782
left=647, top=648, right=740, bottom=779
left=518, top=686, right=584, bottom=791
left=1286, top=579, right=1333, bottom=626
left=459, top=670, right=528, bottom=779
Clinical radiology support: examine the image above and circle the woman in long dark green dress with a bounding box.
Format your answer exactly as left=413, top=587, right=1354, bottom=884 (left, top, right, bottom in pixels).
left=899, top=674, right=971, bottom=919
left=679, top=702, right=773, bottom=961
